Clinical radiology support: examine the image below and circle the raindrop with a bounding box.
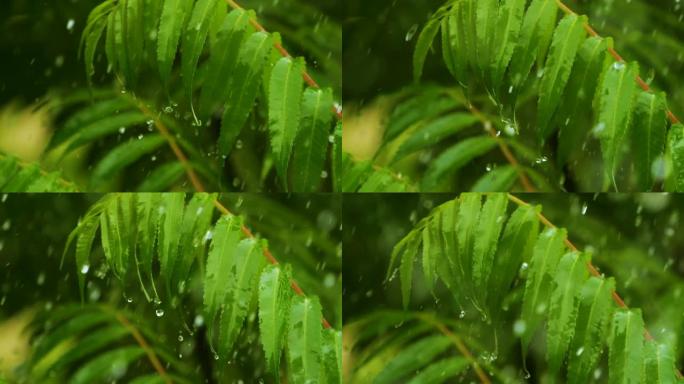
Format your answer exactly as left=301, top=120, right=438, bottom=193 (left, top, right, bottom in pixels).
left=37, top=272, right=45, bottom=286
left=513, top=319, right=526, bottom=336
left=119, top=127, right=126, bottom=134
left=235, top=140, right=243, bottom=150
left=535, top=156, right=548, bottom=164
left=321, top=170, right=329, bottom=179
left=66, top=19, right=75, bottom=31
left=328, top=135, right=335, bottom=143
left=576, top=347, right=584, bottom=356
left=520, top=262, right=529, bottom=272
left=612, top=61, right=626, bottom=70
left=126, top=297, right=133, bottom=303
left=2, top=220, right=11, bottom=231
left=178, top=334, right=184, bottom=342
left=405, top=24, right=419, bottom=42
left=81, top=264, right=90, bottom=274
left=194, top=314, right=205, bottom=328
left=581, top=203, right=588, bottom=215
left=459, top=310, right=466, bottom=319
left=156, top=308, right=165, bottom=317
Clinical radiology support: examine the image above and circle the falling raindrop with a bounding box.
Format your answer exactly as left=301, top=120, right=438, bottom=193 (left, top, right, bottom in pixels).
left=66, top=19, right=75, bottom=31
left=581, top=203, right=588, bottom=215
left=405, top=24, right=419, bottom=42
left=80, top=264, right=90, bottom=274
left=156, top=308, right=165, bottom=317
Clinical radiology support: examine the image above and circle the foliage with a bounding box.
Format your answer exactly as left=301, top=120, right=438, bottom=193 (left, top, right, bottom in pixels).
left=343, top=193, right=684, bottom=383
left=0, top=152, right=77, bottom=192
left=0, top=194, right=340, bottom=383
left=344, top=0, right=684, bottom=192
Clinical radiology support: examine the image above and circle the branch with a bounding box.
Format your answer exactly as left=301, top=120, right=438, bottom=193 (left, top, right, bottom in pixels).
left=555, top=0, right=681, bottom=125
left=506, top=193, right=683, bottom=379
left=212, top=199, right=334, bottom=329
left=224, top=0, right=343, bottom=121
left=105, top=309, right=173, bottom=384
left=133, top=100, right=207, bottom=192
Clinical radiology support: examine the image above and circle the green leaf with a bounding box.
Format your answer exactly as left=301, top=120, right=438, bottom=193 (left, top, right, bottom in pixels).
left=31, top=311, right=111, bottom=366
left=455, top=193, right=481, bottom=300
left=406, top=357, right=469, bottom=384
left=631, top=91, right=667, bottom=190
left=546, top=251, right=588, bottom=374
left=475, top=0, right=498, bottom=86
left=258, top=264, right=293, bottom=378
left=269, top=57, right=305, bottom=184
left=421, top=226, right=436, bottom=293
left=82, top=14, right=108, bottom=87
left=358, top=168, right=412, bottom=192
left=136, top=162, right=185, bottom=192
left=537, top=14, right=587, bottom=139
left=70, top=347, right=145, bottom=384
left=48, top=325, right=130, bottom=375
left=413, top=18, right=440, bottom=82
left=556, top=36, right=611, bottom=166
left=472, top=193, right=508, bottom=311
left=400, top=231, right=422, bottom=309
left=567, top=276, right=615, bottom=384
left=508, top=0, right=558, bottom=89
left=384, top=90, right=460, bottom=142
left=490, top=0, right=525, bottom=93
left=203, top=214, right=243, bottom=345
left=521, top=227, right=567, bottom=351
left=172, top=193, right=215, bottom=293
left=90, top=135, right=167, bottom=189
left=291, top=88, right=334, bottom=192
left=488, top=204, right=539, bottom=316
left=321, top=328, right=343, bottom=384
left=159, top=193, right=185, bottom=292
left=135, top=193, right=162, bottom=300
left=442, top=3, right=467, bottom=85
left=64, top=111, right=149, bottom=154
left=288, top=296, right=323, bottom=384
left=157, top=0, right=193, bottom=86
left=218, top=238, right=264, bottom=357
left=644, top=340, right=678, bottom=384
left=666, top=123, right=684, bottom=192
left=608, top=309, right=644, bottom=384
left=75, top=214, right=100, bottom=301
left=332, top=122, right=343, bottom=192
left=596, top=61, right=639, bottom=190
left=373, top=335, right=452, bottom=384
left=394, top=113, right=480, bottom=162
left=50, top=97, right=134, bottom=150
left=198, top=9, right=251, bottom=118
left=471, top=165, right=519, bottom=191
left=181, top=0, right=220, bottom=121
left=219, top=31, right=273, bottom=156
left=424, top=136, right=498, bottom=189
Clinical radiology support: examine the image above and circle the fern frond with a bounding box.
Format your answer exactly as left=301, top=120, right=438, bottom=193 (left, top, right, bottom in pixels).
left=396, top=0, right=684, bottom=191
left=62, top=193, right=341, bottom=382
left=384, top=193, right=680, bottom=383
left=71, top=0, right=338, bottom=191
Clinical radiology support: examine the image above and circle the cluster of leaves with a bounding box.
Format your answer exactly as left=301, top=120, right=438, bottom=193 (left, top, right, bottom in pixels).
left=354, top=0, right=684, bottom=192
left=22, top=193, right=341, bottom=383
left=349, top=193, right=680, bottom=383
left=0, top=152, right=77, bottom=192
left=5, top=0, right=341, bottom=193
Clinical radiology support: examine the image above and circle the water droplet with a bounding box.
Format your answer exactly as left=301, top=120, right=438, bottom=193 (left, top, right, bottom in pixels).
left=126, top=297, right=133, bottom=303
left=405, top=24, right=419, bottom=42
left=612, top=61, right=625, bottom=70
left=535, top=156, right=548, bottom=164
left=194, top=314, right=204, bottom=328
left=581, top=203, right=588, bottom=215
left=155, top=308, right=165, bottom=317
left=66, top=19, right=75, bottom=31
left=235, top=140, right=243, bottom=150
left=328, top=135, right=335, bottom=143
left=119, top=127, right=126, bottom=134
left=459, top=310, right=466, bottom=319
left=520, top=262, right=529, bottom=272
left=81, top=264, right=90, bottom=274
left=178, top=334, right=184, bottom=342
left=513, top=319, right=526, bottom=336
left=37, top=272, right=45, bottom=286
left=576, top=347, right=585, bottom=356
left=2, top=220, right=11, bottom=230
left=321, top=170, right=329, bottom=179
